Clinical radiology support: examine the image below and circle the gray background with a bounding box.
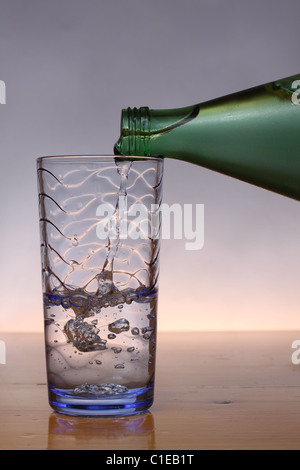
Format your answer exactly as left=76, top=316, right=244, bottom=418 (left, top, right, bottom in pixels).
left=0, top=0, right=299, bottom=332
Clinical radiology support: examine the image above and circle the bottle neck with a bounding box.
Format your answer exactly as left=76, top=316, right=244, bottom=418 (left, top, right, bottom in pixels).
left=114, top=107, right=151, bottom=156
left=114, top=104, right=198, bottom=156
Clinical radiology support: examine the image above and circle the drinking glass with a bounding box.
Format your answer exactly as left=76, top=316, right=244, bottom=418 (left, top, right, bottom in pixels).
left=37, top=155, right=163, bottom=416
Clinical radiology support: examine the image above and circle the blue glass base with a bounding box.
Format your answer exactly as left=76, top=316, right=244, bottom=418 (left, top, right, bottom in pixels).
left=48, top=386, right=154, bottom=417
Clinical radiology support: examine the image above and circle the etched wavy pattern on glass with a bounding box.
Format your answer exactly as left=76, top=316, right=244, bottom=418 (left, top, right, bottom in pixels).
left=38, top=161, right=162, bottom=309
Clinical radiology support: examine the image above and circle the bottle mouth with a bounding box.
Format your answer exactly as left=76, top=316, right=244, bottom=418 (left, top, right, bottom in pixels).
left=114, top=107, right=150, bottom=156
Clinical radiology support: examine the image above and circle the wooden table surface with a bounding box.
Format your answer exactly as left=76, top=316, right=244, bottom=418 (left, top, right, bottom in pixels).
left=0, top=331, right=300, bottom=450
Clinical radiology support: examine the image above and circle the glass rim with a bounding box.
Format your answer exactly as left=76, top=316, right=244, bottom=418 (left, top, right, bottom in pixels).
left=37, top=155, right=163, bottom=164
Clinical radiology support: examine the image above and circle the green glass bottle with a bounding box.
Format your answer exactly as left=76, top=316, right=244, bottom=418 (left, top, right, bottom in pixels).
left=114, top=74, right=300, bottom=201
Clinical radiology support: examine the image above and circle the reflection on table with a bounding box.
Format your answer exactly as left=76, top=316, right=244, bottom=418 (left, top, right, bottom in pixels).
left=47, top=411, right=156, bottom=450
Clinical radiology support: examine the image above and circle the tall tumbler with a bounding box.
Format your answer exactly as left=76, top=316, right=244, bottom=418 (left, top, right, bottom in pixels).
left=37, top=155, right=163, bottom=417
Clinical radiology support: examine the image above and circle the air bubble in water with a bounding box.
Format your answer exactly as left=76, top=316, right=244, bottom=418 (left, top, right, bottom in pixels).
left=74, top=383, right=128, bottom=396
left=141, top=327, right=153, bottom=334
left=64, top=318, right=107, bottom=352
left=131, top=327, right=139, bottom=336
left=108, top=318, right=130, bottom=334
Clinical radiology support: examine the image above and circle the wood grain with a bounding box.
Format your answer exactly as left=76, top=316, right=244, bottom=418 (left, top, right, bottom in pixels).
left=0, top=331, right=299, bottom=450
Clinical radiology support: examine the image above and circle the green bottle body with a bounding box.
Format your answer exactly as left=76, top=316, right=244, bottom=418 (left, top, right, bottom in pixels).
left=114, top=74, right=300, bottom=200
